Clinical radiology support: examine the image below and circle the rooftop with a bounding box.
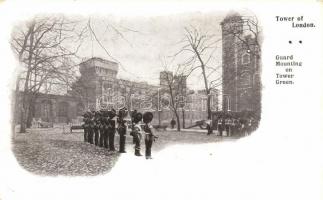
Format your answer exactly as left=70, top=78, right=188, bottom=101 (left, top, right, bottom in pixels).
left=79, top=57, right=119, bottom=71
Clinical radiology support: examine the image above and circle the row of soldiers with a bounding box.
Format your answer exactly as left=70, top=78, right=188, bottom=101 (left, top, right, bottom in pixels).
left=215, top=116, right=258, bottom=137
left=82, top=108, right=157, bottom=159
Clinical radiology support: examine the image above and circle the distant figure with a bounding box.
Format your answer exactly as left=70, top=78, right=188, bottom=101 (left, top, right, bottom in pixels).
left=206, top=119, right=213, bottom=135
left=37, top=118, right=42, bottom=128
left=170, top=118, right=176, bottom=129
left=217, top=117, right=224, bottom=136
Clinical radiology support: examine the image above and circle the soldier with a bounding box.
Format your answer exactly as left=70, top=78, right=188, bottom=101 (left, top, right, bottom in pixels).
left=93, top=111, right=101, bottom=146
left=225, top=117, right=232, bottom=137
left=82, top=112, right=90, bottom=142
left=117, top=107, right=128, bottom=153
left=217, top=117, right=224, bottom=136
left=206, top=118, right=213, bottom=135
left=98, top=110, right=105, bottom=147
left=130, top=111, right=143, bottom=156
left=231, top=118, right=237, bottom=136
left=240, top=117, right=247, bottom=136
left=130, top=110, right=138, bottom=144
left=234, top=117, right=242, bottom=136
left=143, top=112, right=157, bottom=159
left=107, top=109, right=117, bottom=151
left=88, top=112, right=94, bottom=144
left=100, top=110, right=109, bottom=148
left=246, top=117, right=254, bottom=135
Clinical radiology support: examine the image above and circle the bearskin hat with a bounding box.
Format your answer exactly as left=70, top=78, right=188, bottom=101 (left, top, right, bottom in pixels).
left=108, top=108, right=117, bottom=119
left=143, top=112, right=153, bottom=124
left=133, top=112, right=142, bottom=124
left=118, top=107, right=128, bottom=118
left=94, top=111, right=101, bottom=117
left=82, top=112, right=89, bottom=118
left=100, top=109, right=110, bottom=117
left=130, top=110, right=137, bottom=121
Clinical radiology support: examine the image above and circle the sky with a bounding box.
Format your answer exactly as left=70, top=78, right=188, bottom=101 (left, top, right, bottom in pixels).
left=75, top=12, right=227, bottom=90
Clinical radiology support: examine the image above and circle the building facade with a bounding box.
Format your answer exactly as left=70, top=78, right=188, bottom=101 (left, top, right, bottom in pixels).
left=221, top=13, right=261, bottom=115
left=20, top=57, right=219, bottom=126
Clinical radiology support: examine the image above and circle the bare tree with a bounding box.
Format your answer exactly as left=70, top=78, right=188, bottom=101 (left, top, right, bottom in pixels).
left=11, top=15, right=87, bottom=133
left=159, top=58, right=188, bottom=131
left=175, top=26, right=221, bottom=120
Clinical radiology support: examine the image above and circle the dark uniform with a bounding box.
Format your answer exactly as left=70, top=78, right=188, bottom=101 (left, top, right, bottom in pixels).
left=206, top=119, right=213, bottom=135
left=143, top=112, right=157, bottom=159
left=100, top=110, right=109, bottom=148
left=93, top=111, right=101, bottom=146
left=217, top=118, right=224, bottom=136
left=82, top=112, right=90, bottom=142
left=87, top=112, right=95, bottom=144
left=107, top=109, right=116, bottom=151
left=246, top=118, right=253, bottom=135
left=225, top=118, right=232, bottom=137
left=117, top=107, right=128, bottom=153
left=130, top=111, right=143, bottom=156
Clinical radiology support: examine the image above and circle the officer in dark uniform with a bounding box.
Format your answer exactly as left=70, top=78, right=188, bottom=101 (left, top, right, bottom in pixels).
left=143, top=112, right=157, bottom=159
left=107, top=109, right=117, bottom=151
left=130, top=111, right=143, bottom=156
left=117, top=107, right=128, bottom=153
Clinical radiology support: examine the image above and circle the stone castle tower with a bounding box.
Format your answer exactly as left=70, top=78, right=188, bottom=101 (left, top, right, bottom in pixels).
left=221, top=13, right=261, bottom=115
left=79, top=57, right=119, bottom=109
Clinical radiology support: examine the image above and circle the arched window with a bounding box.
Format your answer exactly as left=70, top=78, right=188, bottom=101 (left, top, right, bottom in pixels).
left=241, top=52, right=251, bottom=65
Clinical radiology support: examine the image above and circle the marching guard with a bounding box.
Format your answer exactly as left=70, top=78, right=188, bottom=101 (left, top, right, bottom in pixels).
left=117, top=107, right=128, bottom=153
left=143, top=112, right=157, bottom=159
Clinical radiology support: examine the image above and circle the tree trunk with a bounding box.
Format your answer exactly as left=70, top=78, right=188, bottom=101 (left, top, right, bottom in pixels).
left=19, top=24, right=35, bottom=133
left=207, top=94, right=211, bottom=120
left=182, top=108, right=185, bottom=129
left=27, top=100, right=35, bottom=128
left=19, top=106, right=28, bottom=133
left=175, top=112, right=181, bottom=131
left=12, top=78, right=21, bottom=135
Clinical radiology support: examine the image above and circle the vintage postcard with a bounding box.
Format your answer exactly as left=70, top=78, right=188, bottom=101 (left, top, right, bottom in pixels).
left=0, top=1, right=322, bottom=200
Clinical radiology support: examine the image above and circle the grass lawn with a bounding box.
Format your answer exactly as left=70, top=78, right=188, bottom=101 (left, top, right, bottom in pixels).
left=12, top=127, right=237, bottom=176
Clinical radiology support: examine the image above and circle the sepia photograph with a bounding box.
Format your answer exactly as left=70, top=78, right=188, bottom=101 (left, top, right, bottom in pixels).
left=10, top=11, right=262, bottom=176
left=1, top=1, right=323, bottom=200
